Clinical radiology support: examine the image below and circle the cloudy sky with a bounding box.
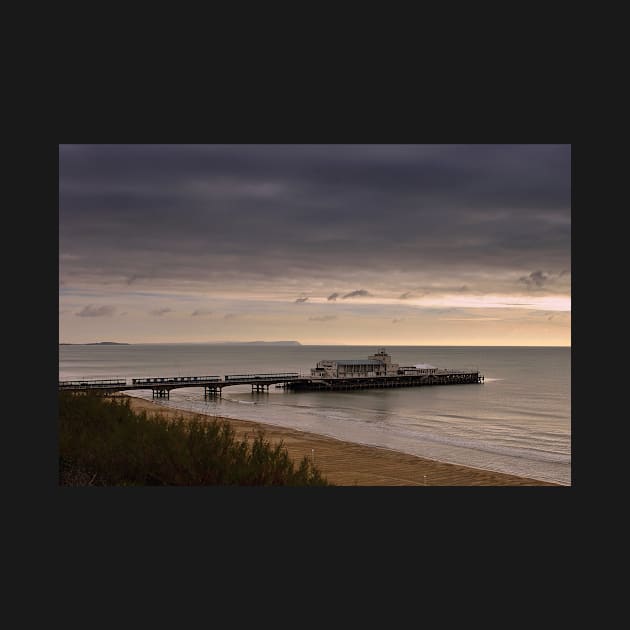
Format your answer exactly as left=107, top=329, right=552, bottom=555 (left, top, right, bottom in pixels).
left=59, top=144, right=571, bottom=345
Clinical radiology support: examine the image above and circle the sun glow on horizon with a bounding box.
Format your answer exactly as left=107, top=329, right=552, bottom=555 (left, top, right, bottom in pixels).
left=303, top=294, right=571, bottom=312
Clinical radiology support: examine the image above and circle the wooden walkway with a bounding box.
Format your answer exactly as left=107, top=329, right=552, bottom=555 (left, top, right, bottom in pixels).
left=58, top=373, right=302, bottom=398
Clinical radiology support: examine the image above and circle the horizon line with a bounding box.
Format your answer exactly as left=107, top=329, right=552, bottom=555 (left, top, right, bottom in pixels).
left=59, top=341, right=571, bottom=348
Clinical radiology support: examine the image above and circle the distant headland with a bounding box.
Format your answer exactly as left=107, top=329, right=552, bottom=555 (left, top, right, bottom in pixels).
left=59, top=340, right=301, bottom=346
left=205, top=340, right=302, bottom=346
left=59, top=342, right=131, bottom=346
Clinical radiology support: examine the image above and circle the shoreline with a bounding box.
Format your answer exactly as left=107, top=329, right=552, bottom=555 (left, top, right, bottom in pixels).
left=122, top=394, right=562, bottom=486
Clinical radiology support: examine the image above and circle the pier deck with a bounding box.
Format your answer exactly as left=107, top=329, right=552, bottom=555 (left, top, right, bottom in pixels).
left=284, top=371, right=483, bottom=391
left=59, top=370, right=483, bottom=398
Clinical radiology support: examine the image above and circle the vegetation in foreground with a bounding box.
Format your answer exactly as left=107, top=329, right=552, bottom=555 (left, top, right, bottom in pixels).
left=59, top=393, right=330, bottom=486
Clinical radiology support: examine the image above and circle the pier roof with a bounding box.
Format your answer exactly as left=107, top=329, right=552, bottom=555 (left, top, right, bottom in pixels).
left=334, top=359, right=383, bottom=365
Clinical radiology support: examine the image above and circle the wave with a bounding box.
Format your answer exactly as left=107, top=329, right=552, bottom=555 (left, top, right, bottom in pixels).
left=127, top=389, right=571, bottom=483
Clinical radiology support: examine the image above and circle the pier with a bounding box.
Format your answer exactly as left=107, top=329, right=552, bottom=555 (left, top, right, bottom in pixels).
left=58, top=370, right=483, bottom=397
left=58, top=373, right=303, bottom=398
left=58, top=349, right=483, bottom=397
left=283, top=370, right=483, bottom=392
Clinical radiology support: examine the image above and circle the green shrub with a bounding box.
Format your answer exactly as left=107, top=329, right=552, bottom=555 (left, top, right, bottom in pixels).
left=59, top=393, right=330, bottom=486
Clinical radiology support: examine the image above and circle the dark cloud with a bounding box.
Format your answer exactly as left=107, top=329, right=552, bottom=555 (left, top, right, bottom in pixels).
left=327, top=293, right=339, bottom=301
left=223, top=313, right=237, bottom=320
left=519, top=270, right=549, bottom=288
left=191, top=309, right=213, bottom=317
left=294, top=297, right=309, bottom=303
left=75, top=305, right=116, bottom=317
left=392, top=318, right=404, bottom=324
left=399, top=292, right=413, bottom=299
left=59, top=145, right=571, bottom=290
left=308, top=315, right=337, bottom=322
left=126, top=274, right=150, bottom=285
left=150, top=308, right=173, bottom=316
left=342, top=290, right=372, bottom=299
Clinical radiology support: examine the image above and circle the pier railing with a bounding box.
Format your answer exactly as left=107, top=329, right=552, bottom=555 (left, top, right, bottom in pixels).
left=224, top=373, right=301, bottom=381
left=435, top=368, right=480, bottom=375
left=131, top=375, right=221, bottom=385
left=59, top=378, right=128, bottom=389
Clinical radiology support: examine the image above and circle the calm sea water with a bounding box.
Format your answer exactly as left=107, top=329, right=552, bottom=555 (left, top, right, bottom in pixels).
left=59, top=344, right=571, bottom=485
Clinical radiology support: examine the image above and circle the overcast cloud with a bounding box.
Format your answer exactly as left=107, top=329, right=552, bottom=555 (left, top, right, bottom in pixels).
left=59, top=145, right=570, bottom=344
left=75, top=305, right=116, bottom=317
left=60, top=145, right=570, bottom=288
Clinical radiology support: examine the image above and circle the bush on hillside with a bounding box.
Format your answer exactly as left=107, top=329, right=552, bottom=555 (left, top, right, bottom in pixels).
left=59, top=393, right=330, bottom=486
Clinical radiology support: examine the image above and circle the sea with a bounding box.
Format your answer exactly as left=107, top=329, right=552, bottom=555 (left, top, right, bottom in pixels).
left=58, top=344, right=571, bottom=485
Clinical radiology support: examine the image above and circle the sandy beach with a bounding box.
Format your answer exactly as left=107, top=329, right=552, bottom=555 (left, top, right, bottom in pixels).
left=122, top=395, right=560, bottom=486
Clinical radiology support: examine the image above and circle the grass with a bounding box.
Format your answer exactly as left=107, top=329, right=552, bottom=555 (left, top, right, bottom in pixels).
left=59, top=393, right=330, bottom=486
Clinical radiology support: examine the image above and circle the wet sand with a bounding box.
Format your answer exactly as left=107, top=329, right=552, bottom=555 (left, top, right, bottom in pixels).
left=123, top=395, right=561, bottom=486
